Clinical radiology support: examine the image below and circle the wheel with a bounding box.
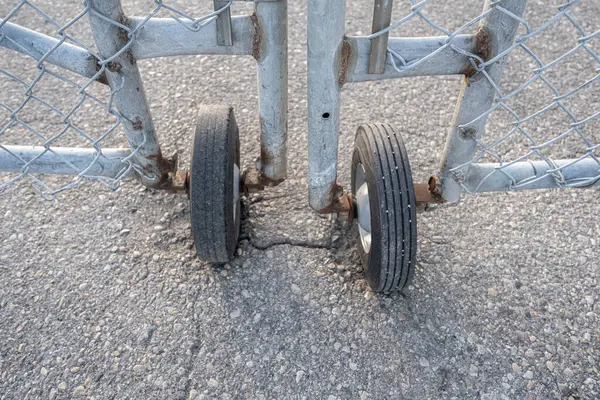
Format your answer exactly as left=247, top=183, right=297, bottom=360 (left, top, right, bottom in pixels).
left=190, top=105, right=241, bottom=263
left=351, top=123, right=417, bottom=293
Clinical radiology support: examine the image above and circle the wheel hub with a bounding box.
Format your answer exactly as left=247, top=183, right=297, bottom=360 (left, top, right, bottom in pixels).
left=233, top=163, right=240, bottom=222
left=355, top=163, right=371, bottom=254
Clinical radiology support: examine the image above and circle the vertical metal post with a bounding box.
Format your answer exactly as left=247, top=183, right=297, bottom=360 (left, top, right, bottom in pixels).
left=87, top=0, right=174, bottom=188
left=214, top=0, right=233, bottom=46
left=368, top=0, right=393, bottom=74
left=255, top=0, right=288, bottom=183
left=437, top=0, right=528, bottom=202
left=307, top=0, right=347, bottom=211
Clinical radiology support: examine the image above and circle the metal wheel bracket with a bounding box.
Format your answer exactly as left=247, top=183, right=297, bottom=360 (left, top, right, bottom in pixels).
left=241, top=165, right=285, bottom=193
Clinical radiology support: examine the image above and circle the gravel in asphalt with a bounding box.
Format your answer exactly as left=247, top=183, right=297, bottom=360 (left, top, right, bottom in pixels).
left=1, top=0, right=599, bottom=399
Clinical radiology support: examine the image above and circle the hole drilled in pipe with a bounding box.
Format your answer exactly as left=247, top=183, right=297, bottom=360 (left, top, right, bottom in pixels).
left=322, top=112, right=330, bottom=119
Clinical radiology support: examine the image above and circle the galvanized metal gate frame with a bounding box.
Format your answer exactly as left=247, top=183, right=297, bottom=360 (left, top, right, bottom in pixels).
left=3, top=0, right=600, bottom=212
left=0, top=0, right=287, bottom=192
left=306, top=0, right=600, bottom=213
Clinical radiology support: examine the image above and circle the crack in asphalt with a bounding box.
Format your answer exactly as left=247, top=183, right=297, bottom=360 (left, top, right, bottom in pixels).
left=246, top=237, right=336, bottom=251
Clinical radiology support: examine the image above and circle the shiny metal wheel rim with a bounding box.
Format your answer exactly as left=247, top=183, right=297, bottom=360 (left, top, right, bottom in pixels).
left=355, top=163, right=371, bottom=254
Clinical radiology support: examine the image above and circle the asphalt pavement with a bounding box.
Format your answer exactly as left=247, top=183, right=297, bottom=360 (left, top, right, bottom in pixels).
left=1, top=0, right=599, bottom=399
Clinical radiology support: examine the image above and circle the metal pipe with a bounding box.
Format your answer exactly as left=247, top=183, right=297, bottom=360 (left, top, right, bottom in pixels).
left=214, top=0, right=233, bottom=46
left=0, top=22, right=103, bottom=82
left=131, top=16, right=254, bottom=58
left=87, top=0, right=174, bottom=188
left=346, top=34, right=476, bottom=82
left=254, top=0, right=288, bottom=183
left=437, top=0, right=528, bottom=202
left=368, top=0, right=393, bottom=74
left=0, top=145, right=131, bottom=177
left=307, top=0, right=347, bottom=212
left=464, top=158, right=600, bottom=192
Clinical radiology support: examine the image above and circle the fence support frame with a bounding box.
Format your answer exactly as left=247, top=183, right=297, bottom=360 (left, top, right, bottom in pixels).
left=254, top=0, right=288, bottom=183
left=87, top=0, right=175, bottom=189
left=307, top=0, right=347, bottom=211
left=436, top=0, right=528, bottom=202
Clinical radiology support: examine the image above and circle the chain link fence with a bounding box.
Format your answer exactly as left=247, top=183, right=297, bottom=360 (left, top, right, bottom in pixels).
left=3, top=0, right=599, bottom=200
left=368, top=0, right=600, bottom=193
left=0, top=0, right=235, bottom=198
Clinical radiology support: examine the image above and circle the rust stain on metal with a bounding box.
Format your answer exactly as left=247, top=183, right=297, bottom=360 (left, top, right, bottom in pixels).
left=118, top=28, right=129, bottom=45
left=317, top=182, right=340, bottom=213
left=316, top=185, right=354, bottom=223
left=464, top=27, right=491, bottom=77
left=242, top=166, right=264, bottom=193
left=459, top=126, right=477, bottom=140
left=93, top=58, right=109, bottom=85
left=143, top=151, right=178, bottom=189
left=126, top=50, right=136, bottom=65
left=107, top=61, right=122, bottom=73
left=338, top=38, right=352, bottom=87
left=243, top=167, right=262, bottom=189
left=116, top=16, right=136, bottom=65
left=429, top=175, right=444, bottom=200
left=257, top=136, right=285, bottom=186
left=428, top=175, right=438, bottom=193
left=335, top=192, right=354, bottom=224
left=117, top=15, right=131, bottom=44
left=132, top=118, right=143, bottom=131
left=250, top=13, right=262, bottom=61
left=248, top=114, right=283, bottom=187
left=415, top=176, right=445, bottom=205
left=167, top=169, right=189, bottom=194
left=97, top=74, right=108, bottom=85
left=317, top=183, right=353, bottom=216
left=475, top=27, right=491, bottom=63
left=242, top=165, right=284, bottom=193
left=259, top=139, right=282, bottom=172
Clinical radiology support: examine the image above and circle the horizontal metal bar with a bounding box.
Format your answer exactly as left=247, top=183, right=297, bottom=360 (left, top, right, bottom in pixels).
left=1, top=15, right=256, bottom=75
left=0, top=22, right=104, bottom=82
left=345, top=34, right=475, bottom=83
left=131, top=16, right=255, bottom=59
left=463, top=158, right=600, bottom=192
left=0, top=145, right=131, bottom=177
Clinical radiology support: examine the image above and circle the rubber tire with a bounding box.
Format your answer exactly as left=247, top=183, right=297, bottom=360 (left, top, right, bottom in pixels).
left=190, top=105, right=240, bottom=263
left=351, top=123, right=417, bottom=293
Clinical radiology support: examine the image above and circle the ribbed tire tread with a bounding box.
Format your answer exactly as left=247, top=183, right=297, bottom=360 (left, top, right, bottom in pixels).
left=351, top=123, right=417, bottom=293
left=190, top=105, right=240, bottom=263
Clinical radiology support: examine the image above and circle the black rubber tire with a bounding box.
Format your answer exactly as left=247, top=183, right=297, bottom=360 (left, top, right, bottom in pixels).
left=190, top=105, right=240, bottom=263
left=351, top=123, right=417, bottom=293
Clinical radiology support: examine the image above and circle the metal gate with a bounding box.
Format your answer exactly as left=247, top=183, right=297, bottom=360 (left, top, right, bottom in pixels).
left=307, top=0, right=600, bottom=211
left=306, top=0, right=599, bottom=292
left=0, top=0, right=287, bottom=197
left=2, top=0, right=599, bottom=292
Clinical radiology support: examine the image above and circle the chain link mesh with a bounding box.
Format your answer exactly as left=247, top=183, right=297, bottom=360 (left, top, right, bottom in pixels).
left=0, top=0, right=233, bottom=198
left=2, top=0, right=600, bottom=198
left=369, top=0, right=600, bottom=192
